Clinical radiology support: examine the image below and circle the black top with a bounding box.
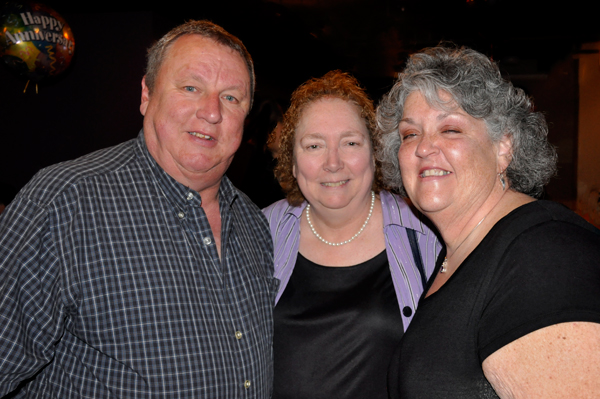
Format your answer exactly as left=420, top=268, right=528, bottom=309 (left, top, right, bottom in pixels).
left=273, top=250, right=403, bottom=399
left=389, top=201, right=600, bottom=398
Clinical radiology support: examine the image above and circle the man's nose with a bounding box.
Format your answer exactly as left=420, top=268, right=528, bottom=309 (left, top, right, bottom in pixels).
left=196, top=93, right=223, bottom=124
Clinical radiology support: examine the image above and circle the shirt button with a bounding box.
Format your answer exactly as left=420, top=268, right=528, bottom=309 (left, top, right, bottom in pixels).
left=402, top=306, right=413, bottom=317
left=203, top=237, right=212, bottom=245
left=186, top=192, right=194, bottom=200
left=177, top=211, right=185, bottom=219
left=244, top=380, right=251, bottom=389
left=235, top=331, right=242, bottom=339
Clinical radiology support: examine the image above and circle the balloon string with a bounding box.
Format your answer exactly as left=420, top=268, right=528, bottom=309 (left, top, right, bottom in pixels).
left=24, top=80, right=30, bottom=93
left=46, top=45, right=56, bottom=74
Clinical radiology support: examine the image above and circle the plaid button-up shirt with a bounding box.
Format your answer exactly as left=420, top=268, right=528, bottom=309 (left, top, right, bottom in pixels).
left=0, top=131, right=277, bottom=398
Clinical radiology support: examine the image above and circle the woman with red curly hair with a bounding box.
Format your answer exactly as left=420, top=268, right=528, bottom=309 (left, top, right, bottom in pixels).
left=263, top=70, right=441, bottom=398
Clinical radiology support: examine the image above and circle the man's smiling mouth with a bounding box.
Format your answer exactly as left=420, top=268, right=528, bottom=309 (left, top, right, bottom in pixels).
left=189, top=132, right=214, bottom=140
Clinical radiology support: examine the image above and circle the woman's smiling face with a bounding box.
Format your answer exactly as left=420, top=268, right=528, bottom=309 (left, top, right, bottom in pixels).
left=293, top=97, right=375, bottom=211
left=398, top=91, right=505, bottom=220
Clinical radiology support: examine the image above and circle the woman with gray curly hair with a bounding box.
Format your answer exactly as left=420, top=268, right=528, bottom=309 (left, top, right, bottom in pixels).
left=378, top=45, right=600, bottom=398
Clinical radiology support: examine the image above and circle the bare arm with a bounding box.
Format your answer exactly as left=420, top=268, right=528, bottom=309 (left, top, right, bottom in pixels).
left=482, top=322, right=600, bottom=399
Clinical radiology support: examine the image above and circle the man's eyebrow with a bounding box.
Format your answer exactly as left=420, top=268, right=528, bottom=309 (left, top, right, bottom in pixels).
left=188, top=72, right=205, bottom=82
left=181, top=73, right=249, bottom=98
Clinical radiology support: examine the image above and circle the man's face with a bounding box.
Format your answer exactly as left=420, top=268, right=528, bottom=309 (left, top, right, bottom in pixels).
left=140, top=34, right=251, bottom=192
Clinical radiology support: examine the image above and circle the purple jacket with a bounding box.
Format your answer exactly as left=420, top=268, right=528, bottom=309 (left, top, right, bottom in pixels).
left=262, top=190, right=441, bottom=330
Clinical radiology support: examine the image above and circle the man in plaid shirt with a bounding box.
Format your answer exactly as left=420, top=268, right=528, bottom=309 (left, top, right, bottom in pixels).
left=0, top=20, right=277, bottom=398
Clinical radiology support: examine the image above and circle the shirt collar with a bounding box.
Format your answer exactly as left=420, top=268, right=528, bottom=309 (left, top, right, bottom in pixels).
left=379, top=190, right=426, bottom=234
left=284, top=200, right=307, bottom=219
left=217, top=174, right=238, bottom=209
left=134, top=130, right=238, bottom=210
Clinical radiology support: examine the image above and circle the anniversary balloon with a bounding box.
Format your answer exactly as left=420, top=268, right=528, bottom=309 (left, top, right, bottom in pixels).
left=0, top=2, right=75, bottom=82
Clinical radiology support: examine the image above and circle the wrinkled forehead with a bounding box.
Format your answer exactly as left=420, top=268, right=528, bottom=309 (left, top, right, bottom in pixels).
left=298, top=97, right=371, bottom=138
left=405, top=88, right=460, bottom=113
left=162, top=34, right=251, bottom=86
left=301, top=95, right=360, bottom=115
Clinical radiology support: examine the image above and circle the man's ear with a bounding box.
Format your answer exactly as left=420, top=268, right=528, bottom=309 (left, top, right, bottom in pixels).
left=497, top=134, right=513, bottom=173
left=140, top=76, right=150, bottom=116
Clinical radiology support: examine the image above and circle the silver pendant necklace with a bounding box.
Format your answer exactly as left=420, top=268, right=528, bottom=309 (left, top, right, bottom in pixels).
left=305, top=191, right=375, bottom=246
left=440, top=214, right=487, bottom=273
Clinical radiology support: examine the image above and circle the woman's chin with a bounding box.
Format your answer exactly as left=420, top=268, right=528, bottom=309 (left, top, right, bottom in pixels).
left=409, top=197, right=451, bottom=216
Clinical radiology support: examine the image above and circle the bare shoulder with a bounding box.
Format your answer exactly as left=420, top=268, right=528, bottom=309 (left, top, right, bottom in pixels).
left=482, top=322, right=600, bottom=399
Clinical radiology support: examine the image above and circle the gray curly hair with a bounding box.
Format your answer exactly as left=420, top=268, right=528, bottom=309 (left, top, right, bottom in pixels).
left=376, top=45, right=557, bottom=198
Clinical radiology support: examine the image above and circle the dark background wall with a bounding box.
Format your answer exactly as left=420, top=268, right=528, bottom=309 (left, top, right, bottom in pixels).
left=1, top=0, right=597, bottom=204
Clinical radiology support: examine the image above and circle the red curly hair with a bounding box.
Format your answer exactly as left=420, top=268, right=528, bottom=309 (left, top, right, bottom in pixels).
left=274, top=70, right=384, bottom=206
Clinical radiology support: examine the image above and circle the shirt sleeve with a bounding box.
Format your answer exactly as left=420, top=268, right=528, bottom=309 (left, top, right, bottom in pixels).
left=477, top=219, right=600, bottom=362
left=0, top=195, right=68, bottom=396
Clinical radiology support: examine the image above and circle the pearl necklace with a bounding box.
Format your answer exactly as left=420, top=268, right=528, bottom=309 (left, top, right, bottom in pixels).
left=305, top=191, right=375, bottom=246
left=440, top=214, right=487, bottom=273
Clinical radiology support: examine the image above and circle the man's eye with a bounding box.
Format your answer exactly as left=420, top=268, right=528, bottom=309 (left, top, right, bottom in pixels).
left=224, top=95, right=237, bottom=103
left=184, top=86, right=196, bottom=92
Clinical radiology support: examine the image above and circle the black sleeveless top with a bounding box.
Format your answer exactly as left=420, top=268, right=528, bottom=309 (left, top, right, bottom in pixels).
left=273, top=250, right=404, bottom=399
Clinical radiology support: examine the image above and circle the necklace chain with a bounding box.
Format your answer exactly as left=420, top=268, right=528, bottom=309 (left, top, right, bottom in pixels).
left=440, top=215, right=487, bottom=273
left=306, top=191, right=375, bottom=246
